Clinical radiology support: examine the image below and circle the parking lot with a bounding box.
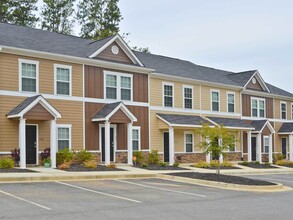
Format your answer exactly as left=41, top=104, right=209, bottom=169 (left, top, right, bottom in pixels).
left=0, top=174, right=293, bottom=220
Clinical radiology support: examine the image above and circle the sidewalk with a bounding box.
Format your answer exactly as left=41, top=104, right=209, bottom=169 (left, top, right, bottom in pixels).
left=0, top=164, right=293, bottom=183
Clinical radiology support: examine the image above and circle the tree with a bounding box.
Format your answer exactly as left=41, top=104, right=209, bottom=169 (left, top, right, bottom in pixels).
left=76, top=0, right=122, bottom=39
left=132, top=46, right=151, bottom=54
left=0, top=0, right=38, bottom=27
left=41, top=0, right=75, bottom=34
left=198, top=124, right=236, bottom=174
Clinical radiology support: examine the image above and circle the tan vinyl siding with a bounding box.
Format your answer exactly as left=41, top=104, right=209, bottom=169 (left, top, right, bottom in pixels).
left=274, top=122, right=283, bottom=153
left=275, top=99, right=291, bottom=120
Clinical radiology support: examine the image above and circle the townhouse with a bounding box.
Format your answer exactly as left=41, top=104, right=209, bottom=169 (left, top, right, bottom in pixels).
left=0, top=22, right=292, bottom=168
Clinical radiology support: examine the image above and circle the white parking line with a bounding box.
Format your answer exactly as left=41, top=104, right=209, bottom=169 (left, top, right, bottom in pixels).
left=0, top=189, right=51, bottom=210
left=56, top=181, right=141, bottom=203
left=115, top=180, right=206, bottom=198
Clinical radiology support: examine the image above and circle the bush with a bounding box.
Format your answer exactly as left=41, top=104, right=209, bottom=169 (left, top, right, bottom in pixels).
left=210, top=160, right=219, bottom=167
left=133, top=151, right=145, bottom=164
left=11, top=148, right=20, bottom=163
left=264, top=162, right=271, bottom=165
left=107, top=164, right=116, bottom=169
left=75, top=150, right=94, bottom=164
left=0, top=158, right=14, bottom=169
left=275, top=160, right=293, bottom=166
left=222, top=161, right=233, bottom=167
left=160, top=162, right=167, bottom=167
left=195, top=161, right=209, bottom=168
left=276, top=153, right=285, bottom=161
left=83, top=160, right=98, bottom=169
left=142, top=163, right=149, bottom=168
left=56, top=148, right=74, bottom=166
left=148, top=150, right=160, bottom=165
left=254, top=161, right=260, bottom=165
left=241, top=161, right=249, bottom=166
left=58, top=160, right=72, bottom=170
left=173, top=161, right=180, bottom=167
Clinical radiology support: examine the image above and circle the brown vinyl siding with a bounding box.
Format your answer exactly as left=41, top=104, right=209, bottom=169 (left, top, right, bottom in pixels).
left=96, top=42, right=133, bottom=64
left=24, top=103, right=54, bottom=121
left=246, top=78, right=264, bottom=91
left=242, top=94, right=274, bottom=118
left=109, top=109, right=131, bottom=124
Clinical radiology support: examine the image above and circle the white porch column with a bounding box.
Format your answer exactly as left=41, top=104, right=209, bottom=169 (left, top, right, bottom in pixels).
left=289, top=134, right=293, bottom=161
left=169, top=126, right=174, bottom=165
left=50, top=119, right=57, bottom=168
left=218, top=138, right=223, bottom=163
left=247, top=131, right=252, bottom=162
left=269, top=134, right=273, bottom=164
left=206, top=138, right=211, bottom=163
left=257, top=133, right=262, bottom=163
left=19, top=118, right=26, bottom=169
left=104, top=121, right=111, bottom=165
left=127, top=122, right=133, bottom=165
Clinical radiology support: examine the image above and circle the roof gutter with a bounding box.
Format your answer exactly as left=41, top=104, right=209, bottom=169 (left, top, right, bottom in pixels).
left=0, top=45, right=155, bottom=74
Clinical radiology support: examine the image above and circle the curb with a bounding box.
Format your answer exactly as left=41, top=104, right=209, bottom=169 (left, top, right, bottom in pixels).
left=157, top=174, right=292, bottom=192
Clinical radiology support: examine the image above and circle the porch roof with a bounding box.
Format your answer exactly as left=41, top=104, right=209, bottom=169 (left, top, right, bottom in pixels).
left=249, top=120, right=275, bottom=134
left=279, top=123, right=293, bottom=134
left=156, top=113, right=210, bottom=127
left=206, top=117, right=254, bottom=130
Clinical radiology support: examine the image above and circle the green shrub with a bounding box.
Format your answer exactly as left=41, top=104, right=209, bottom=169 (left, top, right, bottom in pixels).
left=195, top=161, right=209, bottom=168
left=160, top=162, right=167, bottom=167
left=210, top=160, right=219, bottom=167
left=142, top=163, right=149, bottom=168
left=75, top=150, right=93, bottom=164
left=254, top=161, right=260, bottom=165
left=173, top=161, right=180, bottom=167
left=0, top=158, right=14, bottom=169
left=241, top=161, right=249, bottom=166
left=56, top=148, right=74, bottom=166
left=148, top=150, right=160, bottom=165
left=264, top=162, right=271, bottom=165
left=133, top=151, right=145, bottom=164
left=107, top=164, right=117, bottom=169
left=83, top=160, right=98, bottom=169
left=275, top=160, right=293, bottom=166
left=222, top=161, right=233, bottom=167
left=276, top=153, right=285, bottom=161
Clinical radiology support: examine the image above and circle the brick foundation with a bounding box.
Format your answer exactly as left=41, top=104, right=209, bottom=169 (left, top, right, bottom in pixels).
left=223, top=152, right=242, bottom=161
left=116, top=152, right=128, bottom=163
left=175, top=153, right=206, bottom=163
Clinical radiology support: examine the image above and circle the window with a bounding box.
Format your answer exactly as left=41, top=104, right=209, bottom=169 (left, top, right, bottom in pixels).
left=54, top=64, right=71, bottom=95
left=19, top=59, right=39, bottom=92
left=251, top=98, right=265, bottom=118
left=185, top=132, right=193, bottom=153
left=104, top=71, right=132, bottom=101
left=263, top=136, right=269, bottom=153
left=57, top=125, right=71, bottom=151
left=291, top=103, right=293, bottom=120
left=227, top=92, right=235, bottom=113
left=163, top=83, right=174, bottom=107
left=211, top=90, right=219, bottom=111
left=183, top=86, right=193, bottom=109
left=229, top=134, right=236, bottom=152
left=281, top=102, right=287, bottom=119
left=132, top=127, right=140, bottom=151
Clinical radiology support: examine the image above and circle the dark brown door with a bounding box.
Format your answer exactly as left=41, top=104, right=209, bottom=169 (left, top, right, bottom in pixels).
left=26, top=125, right=37, bottom=164
left=164, top=132, right=169, bottom=162
left=101, top=128, right=114, bottom=162
left=282, top=138, right=287, bottom=157
left=251, top=137, right=257, bottom=161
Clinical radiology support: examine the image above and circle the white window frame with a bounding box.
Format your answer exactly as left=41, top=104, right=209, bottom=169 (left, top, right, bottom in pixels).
left=291, top=103, right=293, bottom=120
left=56, top=124, right=72, bottom=151
left=226, top=91, right=235, bottom=113
left=183, top=85, right=193, bottom=109
left=228, top=133, right=236, bottom=152
left=263, top=136, right=269, bottom=154
left=280, top=101, right=287, bottom=120
left=184, top=131, right=194, bottom=153
left=162, top=82, right=174, bottom=108
left=104, top=70, right=133, bottom=101
left=132, top=126, right=141, bottom=151
left=210, top=89, right=220, bottom=112
left=251, top=97, right=266, bottom=118
left=54, top=64, right=72, bottom=96
left=18, top=59, right=39, bottom=93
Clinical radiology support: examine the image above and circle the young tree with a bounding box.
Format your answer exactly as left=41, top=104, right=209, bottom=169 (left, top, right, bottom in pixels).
left=76, top=0, right=122, bottom=39
left=198, top=124, right=236, bottom=174
left=0, top=0, right=38, bottom=27
left=41, top=0, right=75, bottom=34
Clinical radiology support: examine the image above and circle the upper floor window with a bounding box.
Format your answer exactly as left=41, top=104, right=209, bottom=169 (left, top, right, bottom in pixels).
left=104, top=71, right=132, bottom=101
left=184, top=132, right=194, bottom=153
left=57, top=125, right=72, bottom=151
left=211, top=90, right=220, bottom=111
left=163, top=82, right=174, bottom=107
left=54, top=64, right=72, bottom=96
left=281, top=102, right=287, bottom=120
left=19, top=59, right=39, bottom=93
left=132, top=127, right=141, bottom=151
left=227, top=92, right=235, bottom=113
left=183, top=85, right=193, bottom=109
left=251, top=97, right=265, bottom=118
left=263, top=136, right=269, bottom=153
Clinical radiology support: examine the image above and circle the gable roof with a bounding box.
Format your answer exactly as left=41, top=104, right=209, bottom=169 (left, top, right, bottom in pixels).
left=249, top=120, right=275, bottom=134
left=227, top=71, right=256, bottom=87
left=156, top=113, right=210, bottom=127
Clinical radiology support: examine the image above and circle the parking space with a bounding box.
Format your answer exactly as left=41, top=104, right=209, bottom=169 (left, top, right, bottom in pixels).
left=0, top=177, right=293, bottom=219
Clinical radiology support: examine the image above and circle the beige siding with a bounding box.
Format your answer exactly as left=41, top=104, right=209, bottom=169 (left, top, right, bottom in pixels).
left=274, top=122, right=283, bottom=153
left=0, top=53, right=83, bottom=96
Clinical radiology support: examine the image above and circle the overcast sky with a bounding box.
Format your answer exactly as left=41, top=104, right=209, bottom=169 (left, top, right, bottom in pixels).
left=117, top=0, right=293, bottom=93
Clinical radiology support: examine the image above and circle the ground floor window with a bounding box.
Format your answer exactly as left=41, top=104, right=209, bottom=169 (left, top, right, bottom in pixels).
left=132, top=127, right=140, bottom=151
left=185, top=132, right=193, bottom=153
left=57, top=125, right=71, bottom=151
left=263, top=136, right=269, bottom=153
left=229, top=134, right=236, bottom=152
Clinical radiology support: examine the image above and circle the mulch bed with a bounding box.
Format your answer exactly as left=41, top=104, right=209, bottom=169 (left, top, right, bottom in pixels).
left=191, top=165, right=241, bottom=170
left=239, top=162, right=278, bottom=169
left=168, top=172, right=276, bottom=186
left=134, top=164, right=189, bottom=170
left=61, top=164, right=126, bottom=172
left=0, top=168, right=37, bottom=173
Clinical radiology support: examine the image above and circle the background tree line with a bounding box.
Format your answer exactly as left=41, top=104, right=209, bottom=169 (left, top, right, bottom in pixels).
left=0, top=0, right=149, bottom=52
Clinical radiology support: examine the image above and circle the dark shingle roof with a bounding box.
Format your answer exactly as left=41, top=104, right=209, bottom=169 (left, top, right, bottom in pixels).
left=249, top=120, right=268, bottom=132
left=157, top=113, right=210, bottom=126
left=227, top=71, right=256, bottom=86
left=92, top=102, right=121, bottom=120
left=7, top=95, right=41, bottom=116
left=266, top=83, right=293, bottom=97
left=207, top=117, right=254, bottom=129
left=279, top=123, right=293, bottom=133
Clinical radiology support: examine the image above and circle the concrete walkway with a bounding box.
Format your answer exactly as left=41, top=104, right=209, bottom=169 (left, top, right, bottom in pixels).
left=0, top=164, right=293, bottom=183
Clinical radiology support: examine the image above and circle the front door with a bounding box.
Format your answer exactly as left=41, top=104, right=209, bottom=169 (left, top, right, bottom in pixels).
left=101, top=127, right=114, bottom=162
left=26, top=125, right=37, bottom=164
left=164, top=132, right=169, bottom=163
left=251, top=137, right=257, bottom=161
left=282, top=138, right=287, bottom=158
